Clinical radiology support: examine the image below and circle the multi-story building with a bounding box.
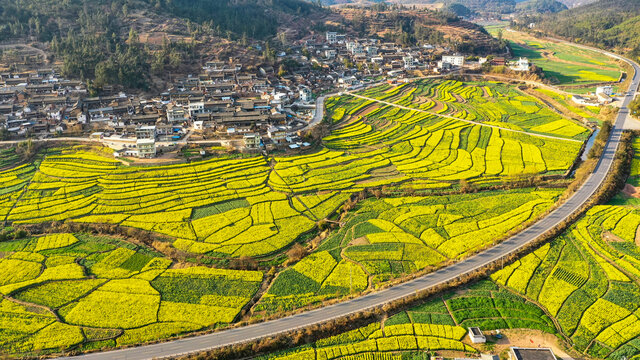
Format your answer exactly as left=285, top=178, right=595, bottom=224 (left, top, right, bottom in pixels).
left=188, top=101, right=205, bottom=117
left=442, top=55, right=465, bottom=67
left=135, top=125, right=156, bottom=140
left=167, top=105, right=187, bottom=123
left=326, top=32, right=337, bottom=44
left=243, top=133, right=261, bottom=149
left=403, top=55, right=415, bottom=69
left=267, top=126, right=287, bottom=144
left=299, top=86, right=312, bottom=103
left=136, top=138, right=156, bottom=158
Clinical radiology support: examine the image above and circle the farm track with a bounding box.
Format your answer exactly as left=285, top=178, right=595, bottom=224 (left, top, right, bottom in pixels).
left=345, top=92, right=583, bottom=143
left=60, top=46, right=640, bottom=360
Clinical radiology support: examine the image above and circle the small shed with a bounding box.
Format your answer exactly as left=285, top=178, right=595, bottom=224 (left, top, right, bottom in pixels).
left=468, top=327, right=486, bottom=344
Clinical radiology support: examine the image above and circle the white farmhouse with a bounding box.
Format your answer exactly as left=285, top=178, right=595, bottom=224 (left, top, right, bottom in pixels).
left=326, top=32, right=337, bottom=44
left=468, top=327, right=486, bottom=344
left=596, top=85, right=614, bottom=96
left=442, top=55, right=465, bottom=67
left=510, top=57, right=530, bottom=72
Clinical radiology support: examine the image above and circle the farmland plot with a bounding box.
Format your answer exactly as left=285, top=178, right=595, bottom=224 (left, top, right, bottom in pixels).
left=253, top=189, right=561, bottom=315
left=256, top=280, right=555, bottom=360
left=0, top=233, right=262, bottom=354
left=492, top=203, right=640, bottom=359
left=352, top=79, right=590, bottom=140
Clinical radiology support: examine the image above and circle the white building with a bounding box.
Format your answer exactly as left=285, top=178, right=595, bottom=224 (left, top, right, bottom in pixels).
left=167, top=105, right=188, bottom=123
left=243, top=133, right=261, bottom=149
left=468, top=327, right=486, bottom=344
left=572, top=95, right=600, bottom=107
left=325, top=49, right=337, bottom=59
left=135, top=126, right=156, bottom=140
left=268, top=126, right=287, bottom=144
left=596, top=85, right=614, bottom=96
left=437, top=61, right=453, bottom=72
left=510, top=57, right=530, bottom=72
left=338, top=76, right=359, bottom=88
left=403, top=55, right=415, bottom=69
left=371, top=57, right=384, bottom=65
left=188, top=101, right=205, bottom=117
left=136, top=138, right=156, bottom=158
left=326, top=32, right=337, bottom=44
left=299, top=86, right=312, bottom=103
left=442, top=55, right=465, bottom=67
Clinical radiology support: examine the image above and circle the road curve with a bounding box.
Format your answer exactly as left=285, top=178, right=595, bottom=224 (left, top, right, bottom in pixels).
left=60, top=53, right=640, bottom=360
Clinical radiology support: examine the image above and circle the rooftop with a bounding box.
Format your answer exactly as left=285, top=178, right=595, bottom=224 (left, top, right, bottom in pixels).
left=511, top=347, right=557, bottom=360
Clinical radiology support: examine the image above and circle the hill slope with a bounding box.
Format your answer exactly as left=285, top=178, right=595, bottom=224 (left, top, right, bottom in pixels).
left=516, top=0, right=568, bottom=13
left=523, top=0, right=640, bottom=52
left=0, top=0, right=323, bottom=42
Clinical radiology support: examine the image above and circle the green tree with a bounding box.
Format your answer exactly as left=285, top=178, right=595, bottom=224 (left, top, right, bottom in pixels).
left=630, top=96, right=640, bottom=118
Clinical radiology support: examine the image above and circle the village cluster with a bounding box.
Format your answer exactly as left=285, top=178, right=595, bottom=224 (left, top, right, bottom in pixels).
left=0, top=31, right=607, bottom=160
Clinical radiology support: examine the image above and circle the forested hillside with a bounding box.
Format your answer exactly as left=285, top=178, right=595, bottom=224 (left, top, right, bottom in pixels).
left=443, top=0, right=516, bottom=13
left=0, top=0, right=325, bottom=91
left=518, top=0, right=640, bottom=54
left=0, top=0, right=320, bottom=42
left=516, top=0, right=568, bottom=13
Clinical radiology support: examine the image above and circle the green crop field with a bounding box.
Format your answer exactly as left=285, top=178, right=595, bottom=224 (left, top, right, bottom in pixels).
left=501, top=31, right=623, bottom=89
left=256, top=280, right=555, bottom=360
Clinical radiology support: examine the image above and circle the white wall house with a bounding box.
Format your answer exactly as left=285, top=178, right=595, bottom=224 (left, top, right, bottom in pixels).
left=596, top=85, right=614, bottom=96
left=442, top=55, right=465, bottom=67
left=326, top=32, right=337, bottom=44
left=510, top=57, right=530, bottom=72
left=468, top=327, right=486, bottom=344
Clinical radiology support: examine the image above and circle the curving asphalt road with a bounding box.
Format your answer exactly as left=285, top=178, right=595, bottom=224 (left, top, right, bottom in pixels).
left=60, top=51, right=640, bottom=360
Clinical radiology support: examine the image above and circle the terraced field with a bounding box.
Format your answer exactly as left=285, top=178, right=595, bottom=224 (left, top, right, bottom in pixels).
left=256, top=134, right=640, bottom=360
left=253, top=189, right=561, bottom=315
left=351, top=79, right=590, bottom=140
left=489, top=137, right=640, bottom=360
left=0, top=233, right=263, bottom=354
left=0, top=81, right=586, bottom=260
left=256, top=280, right=556, bottom=360
left=0, top=188, right=564, bottom=355
left=0, top=78, right=591, bottom=356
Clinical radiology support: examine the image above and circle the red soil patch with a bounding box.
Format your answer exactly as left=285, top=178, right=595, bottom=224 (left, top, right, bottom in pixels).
left=623, top=183, right=640, bottom=198
left=349, top=236, right=370, bottom=246
left=431, top=100, right=445, bottom=113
